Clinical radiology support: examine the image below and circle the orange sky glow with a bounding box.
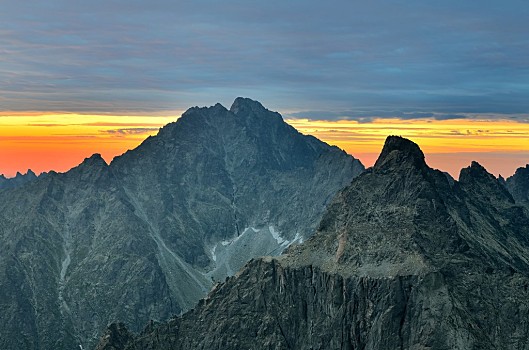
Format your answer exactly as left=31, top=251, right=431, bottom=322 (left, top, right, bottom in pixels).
left=287, top=118, right=529, bottom=178
left=1, top=113, right=529, bottom=179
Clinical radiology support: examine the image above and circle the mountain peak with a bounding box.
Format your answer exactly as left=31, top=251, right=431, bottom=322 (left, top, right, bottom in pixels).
left=0, top=169, right=39, bottom=190
left=70, top=153, right=108, bottom=177
left=459, top=160, right=515, bottom=204
left=374, top=136, right=426, bottom=172
left=181, top=102, right=228, bottom=117
left=514, top=164, right=529, bottom=176
left=230, top=97, right=267, bottom=115
left=13, top=169, right=37, bottom=179
left=83, top=153, right=107, bottom=166
left=459, top=161, right=494, bottom=183
left=505, top=163, right=529, bottom=206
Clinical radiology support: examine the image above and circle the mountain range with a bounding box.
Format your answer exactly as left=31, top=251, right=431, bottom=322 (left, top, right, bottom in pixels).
left=96, top=136, right=529, bottom=350
left=0, top=169, right=42, bottom=190
left=0, top=98, right=363, bottom=349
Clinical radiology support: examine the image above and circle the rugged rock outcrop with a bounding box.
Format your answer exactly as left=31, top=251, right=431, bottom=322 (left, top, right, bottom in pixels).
left=98, top=136, right=529, bottom=350
left=505, top=164, right=529, bottom=207
left=0, top=98, right=362, bottom=350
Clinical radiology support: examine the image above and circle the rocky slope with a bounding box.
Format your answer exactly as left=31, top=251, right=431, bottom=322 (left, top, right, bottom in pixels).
left=505, top=164, right=529, bottom=207
left=0, top=98, right=363, bottom=350
left=98, top=136, right=529, bottom=350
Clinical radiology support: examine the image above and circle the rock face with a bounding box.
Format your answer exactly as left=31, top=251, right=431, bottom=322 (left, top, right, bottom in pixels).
left=100, top=136, right=529, bottom=350
left=505, top=164, right=529, bottom=207
left=0, top=98, right=363, bottom=350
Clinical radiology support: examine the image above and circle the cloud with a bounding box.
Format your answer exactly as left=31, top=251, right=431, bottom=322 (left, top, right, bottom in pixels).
left=286, top=110, right=470, bottom=122
left=26, top=123, right=68, bottom=127
left=102, top=128, right=160, bottom=135
left=0, top=1, right=528, bottom=119
left=433, top=114, right=467, bottom=121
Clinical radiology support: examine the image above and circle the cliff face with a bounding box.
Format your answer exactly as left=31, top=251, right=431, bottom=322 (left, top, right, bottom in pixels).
left=108, top=260, right=457, bottom=350
left=99, top=136, right=529, bottom=350
left=0, top=98, right=362, bottom=350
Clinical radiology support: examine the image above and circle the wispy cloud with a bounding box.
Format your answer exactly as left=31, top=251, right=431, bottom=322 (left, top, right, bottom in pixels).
left=26, top=122, right=165, bottom=127
left=286, top=110, right=473, bottom=122
left=102, top=127, right=160, bottom=135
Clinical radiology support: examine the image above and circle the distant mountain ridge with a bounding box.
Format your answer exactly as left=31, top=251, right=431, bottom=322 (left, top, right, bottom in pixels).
left=0, top=98, right=363, bottom=350
left=505, top=164, right=529, bottom=207
left=97, top=136, right=529, bottom=350
left=0, top=169, right=43, bottom=190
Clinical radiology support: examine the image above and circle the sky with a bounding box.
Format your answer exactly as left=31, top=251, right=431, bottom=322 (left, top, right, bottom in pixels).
left=1, top=0, right=529, bottom=178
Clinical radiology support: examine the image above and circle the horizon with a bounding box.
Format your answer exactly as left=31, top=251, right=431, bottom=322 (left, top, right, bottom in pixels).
left=1, top=1, right=528, bottom=179
left=1, top=99, right=528, bottom=179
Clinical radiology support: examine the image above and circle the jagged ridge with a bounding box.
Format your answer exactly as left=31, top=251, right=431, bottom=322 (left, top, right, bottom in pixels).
left=0, top=98, right=363, bottom=350
left=0, top=169, right=42, bottom=190
left=100, top=136, right=529, bottom=350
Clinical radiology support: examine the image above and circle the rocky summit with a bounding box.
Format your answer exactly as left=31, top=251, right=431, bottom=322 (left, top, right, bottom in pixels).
left=505, top=164, right=529, bottom=208
left=0, top=98, right=363, bottom=350
left=98, top=136, right=529, bottom=350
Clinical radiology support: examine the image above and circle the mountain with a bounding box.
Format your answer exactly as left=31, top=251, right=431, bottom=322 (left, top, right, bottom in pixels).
left=0, top=98, right=363, bottom=350
left=505, top=164, right=529, bottom=207
left=98, top=136, right=529, bottom=350
left=0, top=169, right=41, bottom=190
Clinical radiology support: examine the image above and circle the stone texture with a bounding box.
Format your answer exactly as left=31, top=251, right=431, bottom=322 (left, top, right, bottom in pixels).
left=100, top=136, right=529, bottom=350
left=0, top=98, right=362, bottom=349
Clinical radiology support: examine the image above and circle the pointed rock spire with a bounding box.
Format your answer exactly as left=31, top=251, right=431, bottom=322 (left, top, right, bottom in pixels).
left=459, top=161, right=492, bottom=183
left=374, top=136, right=426, bottom=172
left=459, top=161, right=514, bottom=203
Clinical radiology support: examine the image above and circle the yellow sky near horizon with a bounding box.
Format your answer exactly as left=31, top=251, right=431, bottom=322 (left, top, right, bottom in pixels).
left=288, top=118, right=529, bottom=177
left=1, top=113, right=529, bottom=178
left=0, top=113, right=177, bottom=177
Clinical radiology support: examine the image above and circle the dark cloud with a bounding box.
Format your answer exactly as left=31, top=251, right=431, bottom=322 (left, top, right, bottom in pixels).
left=433, top=114, right=467, bottom=121
left=1, top=0, right=528, bottom=119
left=286, top=110, right=468, bottom=122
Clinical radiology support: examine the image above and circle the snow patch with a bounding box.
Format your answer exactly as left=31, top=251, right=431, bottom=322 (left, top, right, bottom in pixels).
left=210, top=244, right=217, bottom=262
left=269, top=225, right=287, bottom=246
left=208, top=225, right=305, bottom=282
left=292, top=231, right=303, bottom=244
left=58, top=226, right=73, bottom=316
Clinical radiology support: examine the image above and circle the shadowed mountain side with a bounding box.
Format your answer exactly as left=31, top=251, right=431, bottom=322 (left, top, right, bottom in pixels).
left=0, top=155, right=175, bottom=349
left=0, top=98, right=363, bottom=350
left=99, top=136, right=529, bottom=350
left=505, top=164, right=529, bottom=207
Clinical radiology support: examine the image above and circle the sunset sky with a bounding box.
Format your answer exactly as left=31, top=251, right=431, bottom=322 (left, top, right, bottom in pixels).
left=1, top=1, right=528, bottom=178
